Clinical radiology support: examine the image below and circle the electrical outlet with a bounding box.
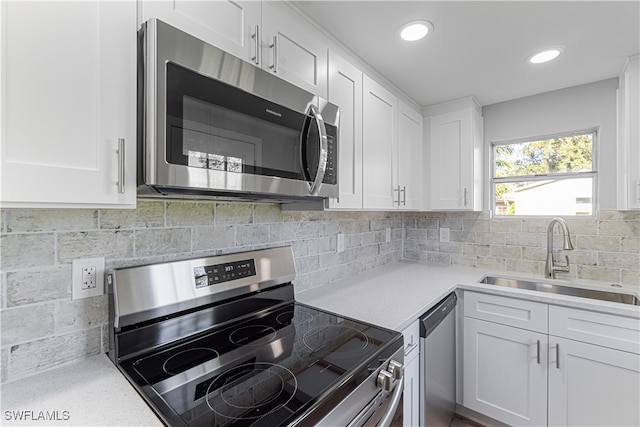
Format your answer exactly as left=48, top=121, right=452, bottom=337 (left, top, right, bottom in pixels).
left=385, top=228, right=391, bottom=243
left=440, top=227, right=450, bottom=243
left=72, top=257, right=105, bottom=300
left=82, top=266, right=97, bottom=289
left=336, top=233, right=345, bottom=253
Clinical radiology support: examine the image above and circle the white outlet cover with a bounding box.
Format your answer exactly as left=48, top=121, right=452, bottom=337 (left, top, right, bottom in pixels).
left=440, top=228, right=450, bottom=243
left=72, top=257, right=105, bottom=300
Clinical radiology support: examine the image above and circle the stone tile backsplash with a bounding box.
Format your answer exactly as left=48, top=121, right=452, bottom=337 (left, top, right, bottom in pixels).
left=0, top=203, right=638, bottom=383
left=404, top=210, right=639, bottom=288
left=0, top=201, right=403, bottom=383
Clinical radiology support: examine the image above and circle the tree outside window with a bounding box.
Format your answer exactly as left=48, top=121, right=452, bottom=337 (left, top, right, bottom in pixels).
left=492, top=131, right=596, bottom=216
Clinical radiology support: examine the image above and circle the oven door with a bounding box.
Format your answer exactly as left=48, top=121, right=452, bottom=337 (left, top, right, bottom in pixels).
left=348, top=377, right=404, bottom=427
left=140, top=19, right=338, bottom=199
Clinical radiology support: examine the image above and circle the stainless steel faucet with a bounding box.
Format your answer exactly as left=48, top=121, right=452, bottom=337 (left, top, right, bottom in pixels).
left=545, top=217, right=574, bottom=279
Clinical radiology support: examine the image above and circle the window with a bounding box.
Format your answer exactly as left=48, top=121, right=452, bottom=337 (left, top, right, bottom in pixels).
left=492, top=130, right=597, bottom=216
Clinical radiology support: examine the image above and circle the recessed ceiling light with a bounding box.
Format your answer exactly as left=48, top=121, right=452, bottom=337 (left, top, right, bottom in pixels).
left=528, top=48, right=565, bottom=64
left=400, top=20, right=434, bottom=42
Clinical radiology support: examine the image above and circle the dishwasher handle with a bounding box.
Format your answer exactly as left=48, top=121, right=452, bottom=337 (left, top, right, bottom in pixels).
left=420, top=292, right=457, bottom=338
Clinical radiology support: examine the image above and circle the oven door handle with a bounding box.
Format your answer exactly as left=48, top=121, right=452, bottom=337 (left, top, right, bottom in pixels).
left=306, top=104, right=328, bottom=196
left=378, top=377, right=404, bottom=427
left=346, top=377, right=404, bottom=427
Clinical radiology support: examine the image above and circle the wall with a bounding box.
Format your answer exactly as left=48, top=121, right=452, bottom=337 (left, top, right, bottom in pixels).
left=0, top=202, right=403, bottom=384
left=1, top=79, right=637, bottom=385
left=406, top=78, right=638, bottom=293
left=404, top=210, right=639, bottom=287
left=482, top=78, right=619, bottom=209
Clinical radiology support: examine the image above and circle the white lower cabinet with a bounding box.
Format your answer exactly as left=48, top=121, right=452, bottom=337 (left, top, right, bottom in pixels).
left=548, top=336, right=640, bottom=427
left=401, top=320, right=420, bottom=427
left=463, top=317, right=548, bottom=426
left=402, top=349, right=420, bottom=427
left=547, top=306, right=640, bottom=427
left=463, top=291, right=640, bottom=427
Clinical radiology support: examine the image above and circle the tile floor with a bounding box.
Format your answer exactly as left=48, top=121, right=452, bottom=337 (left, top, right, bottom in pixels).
left=390, top=412, right=484, bottom=427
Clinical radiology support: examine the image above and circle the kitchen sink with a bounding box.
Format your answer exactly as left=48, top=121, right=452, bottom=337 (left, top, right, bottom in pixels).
left=478, top=275, right=640, bottom=306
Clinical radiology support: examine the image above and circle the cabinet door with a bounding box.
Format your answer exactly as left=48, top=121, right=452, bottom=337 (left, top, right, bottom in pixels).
left=548, top=336, right=640, bottom=427
left=138, top=0, right=261, bottom=64
left=327, top=51, right=362, bottom=209
left=397, top=101, right=423, bottom=210
left=363, top=76, right=396, bottom=209
left=261, top=1, right=327, bottom=98
left=617, top=55, right=640, bottom=210
left=463, top=317, right=547, bottom=426
left=1, top=1, right=136, bottom=208
left=428, top=109, right=473, bottom=210
left=402, top=351, right=420, bottom=427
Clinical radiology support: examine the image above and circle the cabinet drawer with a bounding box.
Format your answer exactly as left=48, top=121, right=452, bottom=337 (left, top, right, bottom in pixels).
left=549, top=306, right=640, bottom=354
left=401, top=320, right=420, bottom=358
left=464, top=292, right=548, bottom=333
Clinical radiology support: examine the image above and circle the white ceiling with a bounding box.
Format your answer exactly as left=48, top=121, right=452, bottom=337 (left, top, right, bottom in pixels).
left=293, top=1, right=640, bottom=107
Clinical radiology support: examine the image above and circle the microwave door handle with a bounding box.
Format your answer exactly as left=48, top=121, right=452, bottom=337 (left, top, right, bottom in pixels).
left=307, top=104, right=328, bottom=196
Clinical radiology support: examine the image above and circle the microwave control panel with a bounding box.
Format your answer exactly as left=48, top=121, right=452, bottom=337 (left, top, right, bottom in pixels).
left=324, top=133, right=337, bottom=185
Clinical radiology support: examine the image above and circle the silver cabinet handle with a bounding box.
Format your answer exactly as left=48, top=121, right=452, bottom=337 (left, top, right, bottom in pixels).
left=556, top=343, right=560, bottom=369
left=251, top=25, right=260, bottom=65
left=393, top=186, right=400, bottom=205
left=463, top=187, right=468, bottom=207
left=117, top=138, right=125, bottom=194
left=269, top=35, right=278, bottom=73
left=401, top=186, right=406, bottom=206
left=306, top=104, right=328, bottom=196
left=536, top=340, right=541, bottom=364
left=404, top=341, right=418, bottom=356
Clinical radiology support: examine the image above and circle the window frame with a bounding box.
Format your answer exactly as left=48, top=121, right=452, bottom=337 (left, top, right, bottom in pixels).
left=490, top=128, right=599, bottom=218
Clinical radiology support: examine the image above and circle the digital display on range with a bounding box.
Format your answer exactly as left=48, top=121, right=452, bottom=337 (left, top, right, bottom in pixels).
left=194, top=259, right=256, bottom=289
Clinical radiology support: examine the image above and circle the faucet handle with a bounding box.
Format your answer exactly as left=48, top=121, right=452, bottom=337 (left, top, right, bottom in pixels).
left=554, top=255, right=571, bottom=273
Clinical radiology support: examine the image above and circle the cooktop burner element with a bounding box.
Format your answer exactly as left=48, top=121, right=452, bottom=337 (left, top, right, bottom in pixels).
left=163, top=348, right=220, bottom=376
left=205, top=362, right=298, bottom=424
left=109, top=246, right=403, bottom=427
left=229, top=325, right=278, bottom=347
left=302, top=325, right=371, bottom=359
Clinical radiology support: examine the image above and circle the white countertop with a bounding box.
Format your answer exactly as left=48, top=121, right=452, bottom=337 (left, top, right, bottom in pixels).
left=297, top=261, right=483, bottom=330
left=297, top=260, right=640, bottom=331
left=2, top=261, right=638, bottom=426
left=1, top=353, right=162, bottom=426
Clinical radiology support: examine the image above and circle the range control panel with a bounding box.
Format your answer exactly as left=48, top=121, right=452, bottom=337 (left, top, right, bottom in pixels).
left=194, top=258, right=257, bottom=289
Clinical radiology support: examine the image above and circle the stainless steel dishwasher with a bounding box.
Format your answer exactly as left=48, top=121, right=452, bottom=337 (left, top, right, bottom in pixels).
left=419, top=292, right=457, bottom=426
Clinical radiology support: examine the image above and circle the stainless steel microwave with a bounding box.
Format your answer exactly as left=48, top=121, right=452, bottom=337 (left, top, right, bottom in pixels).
left=137, top=19, right=339, bottom=202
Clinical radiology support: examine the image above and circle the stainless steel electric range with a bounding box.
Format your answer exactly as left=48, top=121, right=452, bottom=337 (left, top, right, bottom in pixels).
left=108, top=246, right=404, bottom=426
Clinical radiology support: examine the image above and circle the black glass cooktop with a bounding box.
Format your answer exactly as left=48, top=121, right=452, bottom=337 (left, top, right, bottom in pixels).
left=120, top=302, right=398, bottom=427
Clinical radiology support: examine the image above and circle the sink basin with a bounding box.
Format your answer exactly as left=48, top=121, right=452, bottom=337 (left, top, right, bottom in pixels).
left=478, top=276, right=640, bottom=306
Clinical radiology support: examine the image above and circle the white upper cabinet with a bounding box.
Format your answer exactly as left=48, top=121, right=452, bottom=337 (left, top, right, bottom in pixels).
left=326, top=51, right=363, bottom=209
left=396, top=101, right=423, bottom=210
left=261, top=2, right=327, bottom=98
left=424, top=97, right=483, bottom=211
left=362, top=77, right=423, bottom=211
left=138, top=1, right=261, bottom=64
left=1, top=1, right=136, bottom=208
left=139, top=1, right=327, bottom=98
left=363, top=75, right=397, bottom=209
left=617, top=54, right=640, bottom=210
